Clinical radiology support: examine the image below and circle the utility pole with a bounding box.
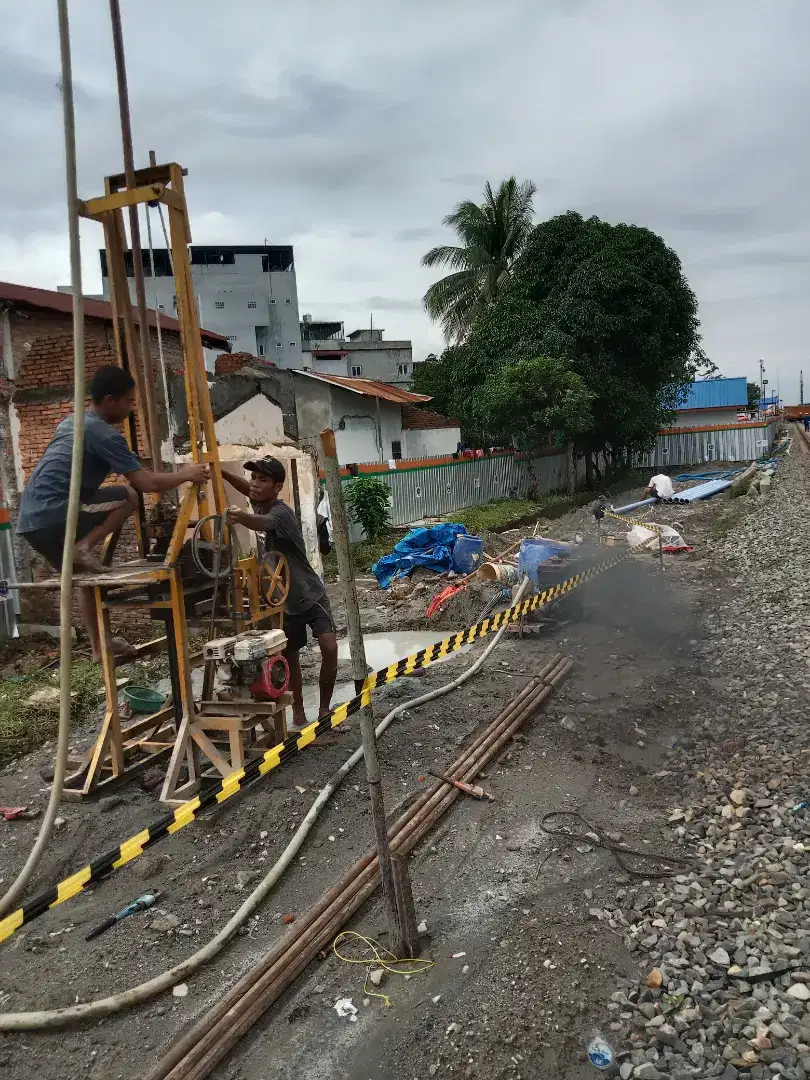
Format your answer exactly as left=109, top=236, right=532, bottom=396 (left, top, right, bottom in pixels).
left=319, top=429, right=416, bottom=957
left=801, top=369, right=804, bottom=405
left=759, top=358, right=765, bottom=414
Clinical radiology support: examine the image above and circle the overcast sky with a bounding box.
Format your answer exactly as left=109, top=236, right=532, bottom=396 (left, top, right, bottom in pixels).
left=1, top=0, right=809, bottom=401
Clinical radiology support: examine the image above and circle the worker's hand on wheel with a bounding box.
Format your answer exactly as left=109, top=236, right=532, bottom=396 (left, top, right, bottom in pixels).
left=225, top=507, right=248, bottom=526
left=182, top=463, right=211, bottom=484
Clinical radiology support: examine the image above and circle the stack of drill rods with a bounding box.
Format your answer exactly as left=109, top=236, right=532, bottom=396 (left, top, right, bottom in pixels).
left=150, top=654, right=570, bottom=1080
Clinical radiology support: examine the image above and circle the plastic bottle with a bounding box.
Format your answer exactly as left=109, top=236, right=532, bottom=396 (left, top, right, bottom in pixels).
left=586, top=1031, right=614, bottom=1070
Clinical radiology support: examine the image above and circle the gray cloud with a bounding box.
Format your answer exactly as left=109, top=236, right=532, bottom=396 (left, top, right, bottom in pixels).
left=1, top=0, right=809, bottom=395
left=394, top=227, right=436, bottom=242
left=364, top=296, right=423, bottom=311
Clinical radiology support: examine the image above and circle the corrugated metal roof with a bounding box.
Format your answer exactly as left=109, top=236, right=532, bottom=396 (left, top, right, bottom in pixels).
left=679, top=377, right=748, bottom=410
left=0, top=280, right=230, bottom=351
left=401, top=405, right=459, bottom=430
left=294, top=370, right=431, bottom=404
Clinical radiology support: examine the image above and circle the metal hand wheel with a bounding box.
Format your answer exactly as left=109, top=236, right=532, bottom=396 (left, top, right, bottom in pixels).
left=259, top=551, right=290, bottom=609
left=191, top=514, right=239, bottom=579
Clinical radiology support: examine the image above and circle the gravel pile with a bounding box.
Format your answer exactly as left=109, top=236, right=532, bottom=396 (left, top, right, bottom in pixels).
left=598, top=438, right=810, bottom=1080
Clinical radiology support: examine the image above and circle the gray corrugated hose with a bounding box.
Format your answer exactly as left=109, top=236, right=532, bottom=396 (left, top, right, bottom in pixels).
left=0, top=579, right=528, bottom=1029
left=0, top=0, right=86, bottom=919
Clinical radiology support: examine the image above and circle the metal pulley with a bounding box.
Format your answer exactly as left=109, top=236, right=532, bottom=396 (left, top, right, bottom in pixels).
left=259, top=551, right=290, bottom=609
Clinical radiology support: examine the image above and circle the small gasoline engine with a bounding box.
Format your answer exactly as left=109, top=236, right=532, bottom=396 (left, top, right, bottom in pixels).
left=203, top=630, right=290, bottom=702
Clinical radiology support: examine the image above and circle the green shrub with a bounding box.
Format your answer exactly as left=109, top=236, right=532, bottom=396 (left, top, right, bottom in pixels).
left=344, top=475, right=392, bottom=541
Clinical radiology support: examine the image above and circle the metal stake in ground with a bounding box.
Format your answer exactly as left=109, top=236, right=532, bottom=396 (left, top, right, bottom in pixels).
left=319, top=429, right=409, bottom=957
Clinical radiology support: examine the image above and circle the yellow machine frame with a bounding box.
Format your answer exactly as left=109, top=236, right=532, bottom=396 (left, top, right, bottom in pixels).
left=23, top=162, right=291, bottom=805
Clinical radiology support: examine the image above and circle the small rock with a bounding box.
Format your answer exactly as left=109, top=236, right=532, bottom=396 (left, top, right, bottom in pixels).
left=634, top=1064, right=663, bottom=1079
left=647, top=968, right=663, bottom=989
left=234, top=870, right=260, bottom=892
left=98, top=795, right=124, bottom=813
left=368, top=968, right=385, bottom=987
left=730, top=788, right=748, bottom=806
left=629, top=786, right=640, bottom=797
left=151, top=913, right=181, bottom=933
left=787, top=984, right=810, bottom=1001
left=417, top=920, right=428, bottom=935
left=172, top=983, right=188, bottom=998
left=709, top=946, right=731, bottom=967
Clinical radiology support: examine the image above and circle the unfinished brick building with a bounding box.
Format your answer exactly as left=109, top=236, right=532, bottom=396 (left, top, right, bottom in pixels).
left=0, top=281, right=228, bottom=633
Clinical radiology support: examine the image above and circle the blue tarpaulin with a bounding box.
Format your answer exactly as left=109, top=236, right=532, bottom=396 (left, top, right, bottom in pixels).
left=372, top=523, right=468, bottom=589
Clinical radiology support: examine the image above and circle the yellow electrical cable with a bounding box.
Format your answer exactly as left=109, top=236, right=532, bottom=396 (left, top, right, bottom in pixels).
left=332, top=931, right=434, bottom=1007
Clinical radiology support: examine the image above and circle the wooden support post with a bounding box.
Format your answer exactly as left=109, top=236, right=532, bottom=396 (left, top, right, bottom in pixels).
left=108, top=0, right=162, bottom=471
left=391, top=852, right=421, bottom=959
left=320, top=427, right=407, bottom=956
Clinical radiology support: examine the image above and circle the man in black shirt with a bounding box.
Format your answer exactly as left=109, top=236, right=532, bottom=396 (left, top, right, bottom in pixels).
left=223, top=457, right=337, bottom=729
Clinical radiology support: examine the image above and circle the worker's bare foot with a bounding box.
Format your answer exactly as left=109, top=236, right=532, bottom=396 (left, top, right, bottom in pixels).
left=72, top=546, right=108, bottom=575
left=288, top=710, right=309, bottom=732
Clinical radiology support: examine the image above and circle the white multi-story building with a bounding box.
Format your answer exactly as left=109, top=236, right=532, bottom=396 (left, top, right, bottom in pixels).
left=99, top=245, right=303, bottom=370
left=299, top=317, right=414, bottom=388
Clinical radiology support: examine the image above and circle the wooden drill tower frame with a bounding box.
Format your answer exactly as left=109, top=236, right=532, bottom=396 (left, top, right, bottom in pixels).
left=18, top=161, right=291, bottom=805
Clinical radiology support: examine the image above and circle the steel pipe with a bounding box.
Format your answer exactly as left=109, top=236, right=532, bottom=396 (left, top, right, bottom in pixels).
left=149, top=656, right=570, bottom=1080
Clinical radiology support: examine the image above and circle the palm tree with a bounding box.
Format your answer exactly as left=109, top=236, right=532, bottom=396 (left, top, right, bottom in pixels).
left=421, top=177, right=536, bottom=343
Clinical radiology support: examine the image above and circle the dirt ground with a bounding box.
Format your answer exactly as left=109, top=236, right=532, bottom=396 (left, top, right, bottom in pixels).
left=0, top=475, right=738, bottom=1079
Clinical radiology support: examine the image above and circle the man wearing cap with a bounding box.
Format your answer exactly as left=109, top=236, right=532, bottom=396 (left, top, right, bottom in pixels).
left=222, top=457, right=338, bottom=729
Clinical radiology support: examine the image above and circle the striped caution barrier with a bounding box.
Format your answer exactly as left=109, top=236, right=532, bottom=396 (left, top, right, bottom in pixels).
left=0, top=544, right=638, bottom=944
left=603, top=510, right=665, bottom=532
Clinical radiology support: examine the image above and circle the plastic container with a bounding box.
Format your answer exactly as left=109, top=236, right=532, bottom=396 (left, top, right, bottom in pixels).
left=586, top=1031, right=614, bottom=1070
left=452, top=534, right=484, bottom=575
left=480, top=562, right=519, bottom=585
left=123, top=685, right=166, bottom=714
left=517, top=539, right=568, bottom=586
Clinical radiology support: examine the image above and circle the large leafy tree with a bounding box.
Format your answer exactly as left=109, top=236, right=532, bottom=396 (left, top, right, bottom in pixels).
left=421, top=177, right=536, bottom=343
left=474, top=356, right=593, bottom=451
left=414, top=211, right=707, bottom=482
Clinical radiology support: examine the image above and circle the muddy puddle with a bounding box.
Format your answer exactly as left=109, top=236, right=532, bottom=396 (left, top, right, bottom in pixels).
left=302, top=629, right=466, bottom=720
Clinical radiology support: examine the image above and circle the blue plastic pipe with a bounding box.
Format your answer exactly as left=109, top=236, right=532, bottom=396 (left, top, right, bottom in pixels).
left=611, top=497, right=658, bottom=515
left=665, top=478, right=733, bottom=503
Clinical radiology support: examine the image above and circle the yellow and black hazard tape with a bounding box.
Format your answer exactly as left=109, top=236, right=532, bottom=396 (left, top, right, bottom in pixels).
left=0, top=545, right=636, bottom=945
left=604, top=510, right=665, bottom=532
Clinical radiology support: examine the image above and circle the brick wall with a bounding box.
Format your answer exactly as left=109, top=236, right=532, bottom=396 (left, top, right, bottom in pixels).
left=214, top=351, right=261, bottom=376
left=5, top=308, right=183, bottom=641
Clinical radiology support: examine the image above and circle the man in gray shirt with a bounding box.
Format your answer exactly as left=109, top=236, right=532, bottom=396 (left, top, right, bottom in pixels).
left=223, top=457, right=337, bottom=729
left=16, top=365, right=209, bottom=660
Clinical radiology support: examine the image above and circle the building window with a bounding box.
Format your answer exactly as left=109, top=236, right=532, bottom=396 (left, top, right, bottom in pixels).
left=391, top=440, right=402, bottom=460
left=158, top=304, right=165, bottom=310
left=258, top=344, right=265, bottom=356
left=398, top=363, right=410, bottom=375
left=269, top=298, right=276, bottom=304
left=214, top=301, right=225, bottom=309
left=350, top=364, right=363, bottom=377
left=226, top=335, right=238, bottom=342
left=290, top=342, right=296, bottom=347
left=276, top=341, right=283, bottom=348
left=247, top=301, right=257, bottom=309
left=285, top=298, right=292, bottom=304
